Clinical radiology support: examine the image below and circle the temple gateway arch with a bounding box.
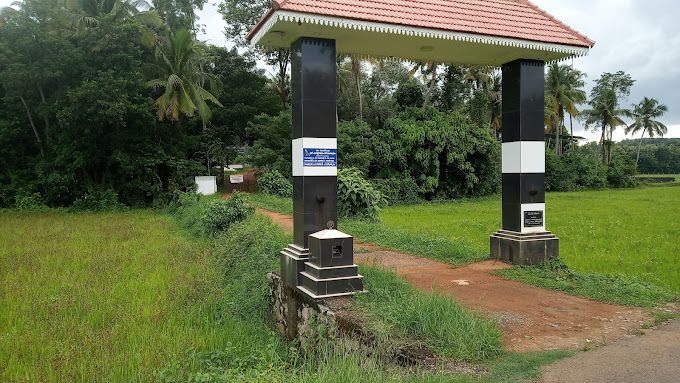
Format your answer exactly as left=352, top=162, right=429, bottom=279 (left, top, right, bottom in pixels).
left=246, top=0, right=594, bottom=299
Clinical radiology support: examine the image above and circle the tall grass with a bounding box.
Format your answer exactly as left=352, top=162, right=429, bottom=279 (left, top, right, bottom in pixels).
left=355, top=266, right=503, bottom=360
left=0, top=205, right=565, bottom=382
left=0, top=211, right=226, bottom=381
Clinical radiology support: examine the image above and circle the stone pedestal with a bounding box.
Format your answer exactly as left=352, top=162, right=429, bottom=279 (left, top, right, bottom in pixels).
left=299, top=230, right=363, bottom=299
left=490, top=230, right=559, bottom=265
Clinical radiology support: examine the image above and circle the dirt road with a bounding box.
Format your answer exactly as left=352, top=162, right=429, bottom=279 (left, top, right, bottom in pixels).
left=256, top=208, right=653, bottom=353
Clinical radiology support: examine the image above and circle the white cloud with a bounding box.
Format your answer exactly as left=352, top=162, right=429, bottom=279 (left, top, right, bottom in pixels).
left=533, top=0, right=680, bottom=139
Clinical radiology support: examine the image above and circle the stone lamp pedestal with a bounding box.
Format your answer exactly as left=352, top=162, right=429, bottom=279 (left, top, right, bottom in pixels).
left=298, top=230, right=363, bottom=299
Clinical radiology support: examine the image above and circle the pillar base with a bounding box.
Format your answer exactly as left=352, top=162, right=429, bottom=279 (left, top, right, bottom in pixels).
left=298, top=229, right=363, bottom=299
left=490, top=230, right=559, bottom=265
left=280, top=244, right=310, bottom=289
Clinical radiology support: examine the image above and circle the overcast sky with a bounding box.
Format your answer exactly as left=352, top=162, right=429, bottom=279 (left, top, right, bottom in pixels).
left=2, top=0, right=678, bottom=142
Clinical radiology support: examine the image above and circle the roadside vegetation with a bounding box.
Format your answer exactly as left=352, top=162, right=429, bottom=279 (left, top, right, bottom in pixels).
left=0, top=197, right=574, bottom=382
left=246, top=184, right=680, bottom=306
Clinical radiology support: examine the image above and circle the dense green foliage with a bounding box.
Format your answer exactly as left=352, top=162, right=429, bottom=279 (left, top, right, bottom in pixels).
left=619, top=138, right=680, bottom=174
left=545, top=145, right=637, bottom=191
left=371, top=107, right=501, bottom=199
left=337, top=167, right=386, bottom=220
left=0, top=2, right=280, bottom=208
left=371, top=176, right=422, bottom=205
left=245, top=111, right=293, bottom=177
left=173, top=192, right=254, bottom=237
left=257, top=169, right=293, bottom=198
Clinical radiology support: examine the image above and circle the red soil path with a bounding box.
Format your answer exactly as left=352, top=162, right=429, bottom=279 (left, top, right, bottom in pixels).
left=255, top=207, right=652, bottom=353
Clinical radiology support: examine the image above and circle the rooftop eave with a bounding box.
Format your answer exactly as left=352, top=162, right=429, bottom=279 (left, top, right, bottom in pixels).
left=247, top=10, right=592, bottom=66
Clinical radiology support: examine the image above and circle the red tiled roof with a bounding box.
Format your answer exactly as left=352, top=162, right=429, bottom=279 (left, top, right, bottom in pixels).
left=248, top=0, right=594, bottom=48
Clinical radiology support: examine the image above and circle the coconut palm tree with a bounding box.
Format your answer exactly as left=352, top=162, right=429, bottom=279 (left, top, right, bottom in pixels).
left=146, top=29, right=222, bottom=126
left=625, top=97, right=668, bottom=165
left=582, top=89, right=630, bottom=175
left=61, top=0, right=162, bottom=49
left=545, top=63, right=586, bottom=155
left=488, top=73, right=502, bottom=139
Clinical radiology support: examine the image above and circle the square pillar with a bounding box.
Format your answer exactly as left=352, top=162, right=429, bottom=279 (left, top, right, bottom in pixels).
left=490, top=59, right=559, bottom=265
left=281, top=37, right=339, bottom=289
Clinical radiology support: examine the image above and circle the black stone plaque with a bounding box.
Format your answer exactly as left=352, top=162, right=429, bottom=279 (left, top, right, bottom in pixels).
left=524, top=211, right=544, bottom=228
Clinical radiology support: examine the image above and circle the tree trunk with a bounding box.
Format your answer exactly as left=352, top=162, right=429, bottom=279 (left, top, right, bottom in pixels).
left=600, top=124, right=606, bottom=166
left=351, top=58, right=363, bottom=121
left=422, top=63, right=437, bottom=108
left=556, top=108, right=564, bottom=156
left=636, top=129, right=646, bottom=165
left=38, top=85, right=50, bottom=145
left=20, top=96, right=45, bottom=158
left=569, top=114, right=574, bottom=150
left=277, top=50, right=290, bottom=109
left=220, top=153, right=227, bottom=189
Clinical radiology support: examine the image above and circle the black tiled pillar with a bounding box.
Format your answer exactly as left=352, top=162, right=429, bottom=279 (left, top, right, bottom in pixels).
left=501, top=59, right=546, bottom=232
left=490, top=59, right=559, bottom=265
left=291, top=37, right=338, bottom=248
left=279, top=37, right=339, bottom=289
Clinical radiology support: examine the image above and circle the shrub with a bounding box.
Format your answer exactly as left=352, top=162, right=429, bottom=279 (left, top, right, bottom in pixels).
left=546, top=150, right=607, bottom=191
left=201, top=192, right=255, bottom=236
left=606, top=152, right=638, bottom=188
left=337, top=168, right=386, bottom=221
left=72, top=189, right=126, bottom=211
left=173, top=191, right=255, bottom=237
left=257, top=169, right=292, bottom=198
left=370, top=175, right=421, bottom=205
left=14, top=192, right=47, bottom=211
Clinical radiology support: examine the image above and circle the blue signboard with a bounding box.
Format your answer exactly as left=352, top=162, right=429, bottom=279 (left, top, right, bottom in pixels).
left=303, top=148, right=337, bottom=167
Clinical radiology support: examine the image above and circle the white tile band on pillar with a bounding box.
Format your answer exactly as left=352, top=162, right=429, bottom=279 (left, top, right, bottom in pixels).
left=521, top=203, right=546, bottom=233
left=502, top=141, right=546, bottom=174
left=292, top=137, right=338, bottom=177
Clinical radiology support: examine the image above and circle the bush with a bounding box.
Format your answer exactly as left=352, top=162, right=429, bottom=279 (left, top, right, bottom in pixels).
left=606, top=151, right=638, bottom=188
left=370, top=175, right=421, bottom=205
left=14, top=192, right=47, bottom=211
left=372, top=107, right=501, bottom=199
left=72, top=189, right=126, bottom=211
left=201, top=192, right=255, bottom=236
left=337, top=168, right=386, bottom=221
left=174, top=191, right=255, bottom=238
left=257, top=169, right=292, bottom=198
left=546, top=150, right=603, bottom=191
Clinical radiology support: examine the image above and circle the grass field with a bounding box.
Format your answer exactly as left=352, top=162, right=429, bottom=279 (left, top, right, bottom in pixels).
left=0, top=211, right=235, bottom=381
left=0, top=208, right=569, bottom=382
left=637, top=174, right=680, bottom=179
left=381, top=186, right=680, bottom=292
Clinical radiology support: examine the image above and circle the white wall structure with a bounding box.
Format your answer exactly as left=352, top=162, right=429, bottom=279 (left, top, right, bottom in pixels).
left=195, top=176, right=217, bottom=196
